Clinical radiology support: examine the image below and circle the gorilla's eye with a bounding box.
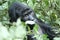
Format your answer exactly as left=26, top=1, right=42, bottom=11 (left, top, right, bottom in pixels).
left=22, top=8, right=29, bottom=14
left=24, top=10, right=32, bottom=16
left=21, top=8, right=32, bottom=16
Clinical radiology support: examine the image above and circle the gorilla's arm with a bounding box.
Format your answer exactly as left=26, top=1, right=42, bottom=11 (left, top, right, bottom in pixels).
left=34, top=18, right=56, bottom=40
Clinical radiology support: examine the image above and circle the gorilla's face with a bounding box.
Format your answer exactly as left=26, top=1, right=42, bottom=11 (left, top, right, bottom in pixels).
left=20, top=12, right=36, bottom=22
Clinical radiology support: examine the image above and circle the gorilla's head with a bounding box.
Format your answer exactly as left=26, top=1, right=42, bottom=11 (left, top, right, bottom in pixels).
left=9, top=2, right=36, bottom=22
left=20, top=9, right=36, bottom=22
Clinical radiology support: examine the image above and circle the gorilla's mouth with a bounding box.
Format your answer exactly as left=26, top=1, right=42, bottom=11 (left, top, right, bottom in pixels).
left=25, top=21, right=35, bottom=30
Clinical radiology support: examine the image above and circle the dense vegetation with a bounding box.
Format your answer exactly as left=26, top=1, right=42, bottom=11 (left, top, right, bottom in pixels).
left=0, top=0, right=60, bottom=40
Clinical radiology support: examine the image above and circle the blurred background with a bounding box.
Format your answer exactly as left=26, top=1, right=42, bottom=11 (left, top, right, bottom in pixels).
left=0, top=0, right=60, bottom=40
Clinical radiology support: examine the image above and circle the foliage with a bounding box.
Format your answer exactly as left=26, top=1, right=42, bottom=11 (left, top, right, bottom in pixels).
left=0, top=0, right=60, bottom=40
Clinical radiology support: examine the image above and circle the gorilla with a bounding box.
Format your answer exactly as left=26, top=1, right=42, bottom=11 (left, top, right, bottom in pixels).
left=8, top=2, right=56, bottom=40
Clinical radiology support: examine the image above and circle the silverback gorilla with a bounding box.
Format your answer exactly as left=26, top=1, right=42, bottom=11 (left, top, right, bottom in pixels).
left=8, top=2, right=56, bottom=40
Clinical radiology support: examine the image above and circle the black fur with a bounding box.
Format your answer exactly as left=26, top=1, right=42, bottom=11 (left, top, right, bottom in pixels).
left=27, top=34, right=36, bottom=40
left=8, top=2, right=56, bottom=40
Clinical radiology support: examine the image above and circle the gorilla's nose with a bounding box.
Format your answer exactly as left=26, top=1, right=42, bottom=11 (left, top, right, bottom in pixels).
left=28, top=15, right=34, bottom=21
